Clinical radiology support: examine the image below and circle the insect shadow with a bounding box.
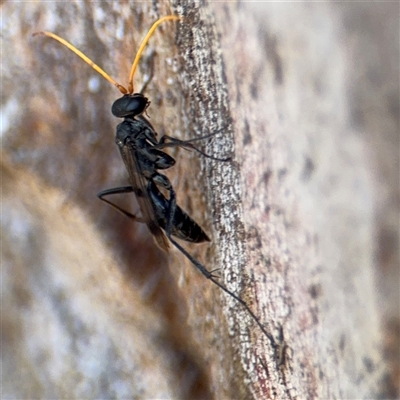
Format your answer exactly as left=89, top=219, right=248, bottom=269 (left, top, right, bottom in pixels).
left=34, top=16, right=276, bottom=347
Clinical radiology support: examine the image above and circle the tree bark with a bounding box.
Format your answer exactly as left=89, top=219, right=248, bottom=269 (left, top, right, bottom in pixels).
left=2, top=1, right=398, bottom=399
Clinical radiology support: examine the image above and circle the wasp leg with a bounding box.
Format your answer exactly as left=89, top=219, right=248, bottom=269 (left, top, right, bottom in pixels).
left=97, top=185, right=145, bottom=223
left=155, top=134, right=231, bottom=162
left=149, top=173, right=177, bottom=238
left=159, top=180, right=215, bottom=278
left=168, top=232, right=276, bottom=345
left=161, top=183, right=276, bottom=346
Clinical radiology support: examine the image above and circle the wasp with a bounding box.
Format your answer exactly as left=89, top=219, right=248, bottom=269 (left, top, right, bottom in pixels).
left=34, top=16, right=275, bottom=345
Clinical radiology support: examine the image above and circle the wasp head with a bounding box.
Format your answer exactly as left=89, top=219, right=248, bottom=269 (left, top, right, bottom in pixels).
left=111, top=94, right=149, bottom=118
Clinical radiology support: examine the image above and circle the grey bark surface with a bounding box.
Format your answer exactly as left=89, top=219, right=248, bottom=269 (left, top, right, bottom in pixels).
left=2, top=1, right=398, bottom=399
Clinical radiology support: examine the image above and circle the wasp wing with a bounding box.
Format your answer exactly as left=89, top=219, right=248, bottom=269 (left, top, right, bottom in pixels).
left=120, top=140, right=170, bottom=251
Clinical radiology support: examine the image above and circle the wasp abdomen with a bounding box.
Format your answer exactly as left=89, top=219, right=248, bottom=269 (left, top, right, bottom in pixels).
left=147, top=180, right=210, bottom=243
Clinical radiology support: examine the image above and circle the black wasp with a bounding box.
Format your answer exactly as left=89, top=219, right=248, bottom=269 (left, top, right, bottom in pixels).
left=34, top=16, right=275, bottom=346
left=101, top=89, right=216, bottom=251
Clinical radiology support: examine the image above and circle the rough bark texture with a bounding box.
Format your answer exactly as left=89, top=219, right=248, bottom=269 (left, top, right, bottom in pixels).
left=2, top=1, right=398, bottom=399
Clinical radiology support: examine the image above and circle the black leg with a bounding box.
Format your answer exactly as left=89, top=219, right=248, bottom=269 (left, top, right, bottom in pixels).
left=160, top=183, right=276, bottom=348
left=167, top=233, right=277, bottom=347
left=164, top=183, right=176, bottom=238
left=100, top=184, right=277, bottom=349
left=155, top=133, right=231, bottom=162
left=97, top=186, right=145, bottom=223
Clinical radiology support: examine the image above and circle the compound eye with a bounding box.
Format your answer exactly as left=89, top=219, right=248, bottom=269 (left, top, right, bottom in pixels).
left=111, top=94, right=148, bottom=118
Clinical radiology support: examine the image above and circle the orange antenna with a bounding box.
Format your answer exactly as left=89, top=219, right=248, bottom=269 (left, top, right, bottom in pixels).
left=33, top=15, right=180, bottom=96
left=33, top=31, right=128, bottom=94
left=127, top=15, right=181, bottom=94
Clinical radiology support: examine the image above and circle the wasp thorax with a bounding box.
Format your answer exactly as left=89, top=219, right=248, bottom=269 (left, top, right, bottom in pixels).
left=111, top=94, right=149, bottom=118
